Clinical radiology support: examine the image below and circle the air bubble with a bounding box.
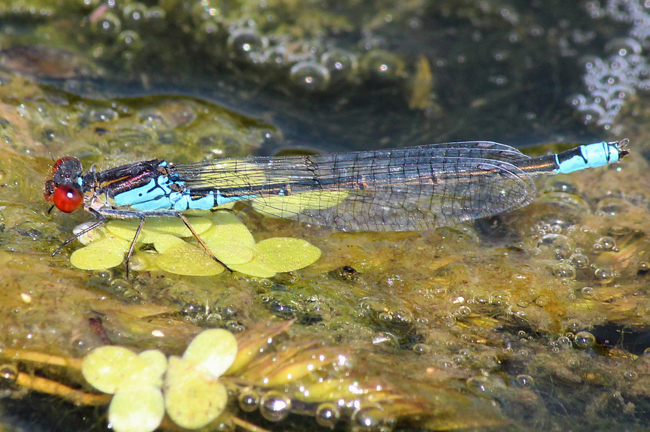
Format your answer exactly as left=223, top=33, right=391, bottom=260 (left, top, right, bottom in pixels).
left=0, top=364, right=18, bottom=384
left=259, top=390, right=291, bottom=422
left=122, top=2, right=147, bottom=28
left=227, top=30, right=267, bottom=61
left=145, top=6, right=166, bottom=31
left=597, top=236, right=616, bottom=250
left=578, top=55, right=605, bottom=70
left=117, top=30, right=143, bottom=52
left=538, top=234, right=574, bottom=259
left=557, top=336, right=573, bottom=349
left=623, top=370, right=638, bottom=381
left=263, top=46, right=290, bottom=69
left=238, top=388, right=260, bottom=412
left=191, top=1, right=221, bottom=25
left=321, top=50, right=358, bottom=81
left=594, top=267, right=614, bottom=283
left=574, top=331, right=596, bottom=348
left=361, top=50, right=405, bottom=82
left=553, top=261, right=576, bottom=279
left=515, top=374, right=534, bottom=387
left=581, top=286, right=595, bottom=296
left=413, top=343, right=431, bottom=354
left=352, top=407, right=394, bottom=431
left=567, top=93, right=587, bottom=107
left=315, top=403, right=340, bottom=428
left=92, top=12, right=122, bottom=38
left=570, top=253, right=589, bottom=268
left=289, top=62, right=330, bottom=92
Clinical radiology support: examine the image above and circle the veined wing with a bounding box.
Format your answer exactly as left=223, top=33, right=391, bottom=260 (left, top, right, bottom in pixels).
left=171, top=142, right=537, bottom=231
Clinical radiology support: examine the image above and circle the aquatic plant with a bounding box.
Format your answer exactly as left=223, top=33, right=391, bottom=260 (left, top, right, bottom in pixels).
left=69, top=212, right=321, bottom=277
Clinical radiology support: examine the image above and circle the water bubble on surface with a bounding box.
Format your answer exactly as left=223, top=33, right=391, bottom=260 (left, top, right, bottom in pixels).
left=594, top=267, right=615, bottom=283
left=259, top=390, right=292, bottom=422
left=0, top=364, right=18, bottom=384
left=515, top=374, right=535, bottom=387
left=227, top=29, right=267, bottom=61
left=238, top=388, right=260, bottom=412
left=574, top=331, right=597, bottom=348
left=605, top=37, right=643, bottom=55
left=321, top=50, right=358, bottom=80
left=289, top=62, right=330, bottom=92
left=122, top=2, right=147, bottom=28
left=93, top=12, right=121, bottom=37
left=315, top=402, right=340, bottom=428
left=553, top=261, right=576, bottom=279
left=570, top=253, right=589, bottom=268
left=623, top=370, right=638, bottom=380
left=412, top=343, right=431, bottom=354
left=581, top=286, right=595, bottom=296
left=538, top=234, right=574, bottom=259
left=117, top=30, right=143, bottom=52
left=361, top=50, right=405, bottom=82
left=263, top=46, right=290, bottom=69
left=191, top=0, right=221, bottom=25
left=352, top=407, right=395, bottom=431
left=597, top=236, right=616, bottom=251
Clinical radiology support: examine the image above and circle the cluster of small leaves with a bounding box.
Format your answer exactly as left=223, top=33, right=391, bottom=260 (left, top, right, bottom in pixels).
left=69, top=212, right=321, bottom=277
left=81, top=329, right=238, bottom=432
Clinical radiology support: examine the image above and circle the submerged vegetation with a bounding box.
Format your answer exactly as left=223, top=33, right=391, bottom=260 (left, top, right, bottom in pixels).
left=0, top=1, right=650, bottom=431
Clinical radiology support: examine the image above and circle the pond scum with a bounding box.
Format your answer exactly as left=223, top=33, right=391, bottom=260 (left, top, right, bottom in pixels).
left=0, top=320, right=509, bottom=431
left=1, top=1, right=650, bottom=431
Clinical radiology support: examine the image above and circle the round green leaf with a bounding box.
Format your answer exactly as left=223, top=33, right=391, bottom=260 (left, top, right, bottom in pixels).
left=81, top=346, right=139, bottom=394
left=70, top=236, right=131, bottom=270
left=182, top=329, right=238, bottom=378
left=164, top=357, right=228, bottom=429
left=254, top=237, right=321, bottom=272
left=228, top=258, right=277, bottom=278
left=108, top=385, right=164, bottom=432
left=155, top=242, right=224, bottom=276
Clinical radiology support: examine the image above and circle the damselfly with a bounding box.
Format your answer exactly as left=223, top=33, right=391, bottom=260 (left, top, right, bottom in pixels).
left=45, top=140, right=629, bottom=275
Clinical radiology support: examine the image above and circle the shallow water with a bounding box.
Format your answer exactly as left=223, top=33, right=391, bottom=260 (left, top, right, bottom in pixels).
left=1, top=1, right=650, bottom=431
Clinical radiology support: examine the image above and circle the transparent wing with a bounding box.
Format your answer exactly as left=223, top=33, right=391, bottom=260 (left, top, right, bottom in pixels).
left=171, top=141, right=537, bottom=231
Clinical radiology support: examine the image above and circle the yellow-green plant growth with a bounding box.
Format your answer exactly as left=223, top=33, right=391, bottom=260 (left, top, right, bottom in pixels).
left=81, top=329, right=238, bottom=432
left=69, top=212, right=321, bottom=277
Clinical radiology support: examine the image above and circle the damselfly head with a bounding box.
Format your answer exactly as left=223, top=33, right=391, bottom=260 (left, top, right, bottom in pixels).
left=45, top=157, right=84, bottom=213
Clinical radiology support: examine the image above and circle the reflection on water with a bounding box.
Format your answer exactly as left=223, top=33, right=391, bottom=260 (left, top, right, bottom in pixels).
left=0, top=1, right=650, bottom=431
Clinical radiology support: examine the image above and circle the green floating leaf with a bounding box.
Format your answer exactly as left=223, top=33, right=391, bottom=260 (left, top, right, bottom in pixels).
left=229, top=259, right=277, bottom=278
left=81, top=346, right=139, bottom=394
left=164, top=356, right=228, bottom=429
left=106, top=217, right=212, bottom=243
left=202, top=212, right=255, bottom=265
left=109, top=385, right=165, bottom=432
left=82, top=347, right=168, bottom=394
left=151, top=233, right=186, bottom=254
left=155, top=242, right=225, bottom=276
left=70, top=236, right=131, bottom=271
left=134, top=350, right=168, bottom=388
left=255, top=237, right=322, bottom=272
left=182, top=329, right=238, bottom=378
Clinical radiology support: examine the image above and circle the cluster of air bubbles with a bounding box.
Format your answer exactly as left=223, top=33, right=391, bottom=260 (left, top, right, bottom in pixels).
left=572, top=1, right=650, bottom=131
left=173, top=1, right=407, bottom=93
left=87, top=2, right=166, bottom=65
